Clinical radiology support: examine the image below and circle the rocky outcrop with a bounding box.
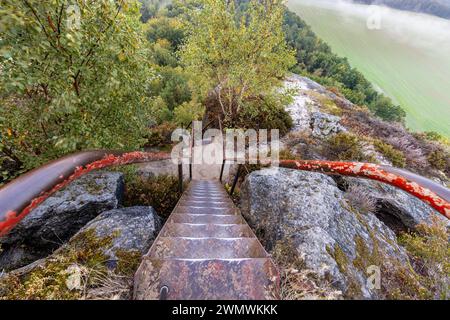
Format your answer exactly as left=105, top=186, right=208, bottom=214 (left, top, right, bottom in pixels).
left=240, top=168, right=415, bottom=299
left=284, top=75, right=347, bottom=136
left=0, top=172, right=124, bottom=271
left=0, top=206, right=161, bottom=300
left=79, top=206, right=162, bottom=268
left=310, top=112, right=346, bottom=138
left=342, top=177, right=448, bottom=231
left=284, top=75, right=315, bottom=131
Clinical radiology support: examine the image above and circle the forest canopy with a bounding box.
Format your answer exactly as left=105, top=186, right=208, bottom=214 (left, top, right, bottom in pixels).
left=0, top=0, right=153, bottom=182
left=1, top=0, right=408, bottom=185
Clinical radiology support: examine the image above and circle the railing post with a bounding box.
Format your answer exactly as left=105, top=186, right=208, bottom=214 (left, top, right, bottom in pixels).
left=218, top=115, right=225, bottom=183
left=220, top=160, right=226, bottom=183
left=230, top=164, right=242, bottom=196
left=178, top=163, right=183, bottom=194
left=189, top=124, right=194, bottom=181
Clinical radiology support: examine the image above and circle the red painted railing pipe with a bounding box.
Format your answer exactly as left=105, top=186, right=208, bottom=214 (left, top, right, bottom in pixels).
left=0, top=151, right=171, bottom=237
left=279, top=160, right=450, bottom=220
left=1, top=155, right=449, bottom=237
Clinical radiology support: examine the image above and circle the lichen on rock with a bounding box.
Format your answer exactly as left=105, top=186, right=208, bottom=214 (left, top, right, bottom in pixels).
left=240, top=168, right=416, bottom=299
left=0, top=172, right=125, bottom=271
left=0, top=206, right=161, bottom=300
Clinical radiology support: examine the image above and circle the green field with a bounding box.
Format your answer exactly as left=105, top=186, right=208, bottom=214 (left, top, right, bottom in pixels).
left=287, top=0, right=450, bottom=137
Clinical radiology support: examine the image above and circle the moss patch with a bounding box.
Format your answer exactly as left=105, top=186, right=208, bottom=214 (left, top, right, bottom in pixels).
left=326, top=244, right=349, bottom=274
left=0, top=229, right=144, bottom=300
left=395, top=216, right=449, bottom=300
left=308, top=90, right=343, bottom=116
left=115, top=249, right=143, bottom=277
left=352, top=234, right=381, bottom=273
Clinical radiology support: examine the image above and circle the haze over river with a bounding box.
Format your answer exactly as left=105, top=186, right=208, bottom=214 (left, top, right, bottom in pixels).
left=287, top=0, right=450, bottom=137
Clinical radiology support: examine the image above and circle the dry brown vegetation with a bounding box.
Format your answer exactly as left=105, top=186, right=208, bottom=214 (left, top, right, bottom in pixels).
left=339, top=106, right=449, bottom=177
left=272, top=240, right=343, bottom=300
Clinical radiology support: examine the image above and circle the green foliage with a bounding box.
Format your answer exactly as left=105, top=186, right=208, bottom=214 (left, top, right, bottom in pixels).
left=396, top=216, right=450, bottom=300
left=238, top=94, right=293, bottom=135
left=427, top=149, right=449, bottom=172
left=180, top=0, right=296, bottom=125
left=145, top=122, right=178, bottom=148
left=422, top=131, right=449, bottom=145
left=143, top=13, right=198, bottom=126
left=0, top=0, right=153, bottom=176
left=283, top=10, right=406, bottom=122
left=369, top=95, right=406, bottom=122
left=326, top=132, right=368, bottom=162
left=173, top=101, right=205, bottom=127
left=373, top=139, right=406, bottom=168
left=149, top=67, right=192, bottom=111
left=145, top=15, right=185, bottom=49
left=123, top=173, right=184, bottom=218
left=139, top=0, right=167, bottom=22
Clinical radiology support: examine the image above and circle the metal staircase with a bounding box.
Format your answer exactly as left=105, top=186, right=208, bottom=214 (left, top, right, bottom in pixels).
left=133, top=180, right=280, bottom=300
left=1, top=148, right=448, bottom=300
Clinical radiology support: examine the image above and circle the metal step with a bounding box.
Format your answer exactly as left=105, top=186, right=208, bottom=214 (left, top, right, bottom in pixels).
left=169, top=214, right=244, bottom=224
left=162, top=223, right=255, bottom=238
left=133, top=179, right=279, bottom=300
left=149, top=237, right=268, bottom=259
left=134, top=258, right=279, bottom=300
left=174, top=206, right=237, bottom=215
left=178, top=200, right=234, bottom=207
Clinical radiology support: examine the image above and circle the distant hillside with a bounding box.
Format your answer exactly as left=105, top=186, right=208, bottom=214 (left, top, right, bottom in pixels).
left=353, top=0, right=450, bottom=19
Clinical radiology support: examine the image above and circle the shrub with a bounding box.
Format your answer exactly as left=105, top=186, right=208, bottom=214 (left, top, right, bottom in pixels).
left=279, top=149, right=298, bottom=161
left=395, top=216, right=450, bottom=300
left=180, top=0, right=296, bottom=125
left=284, top=130, right=321, bottom=160
left=422, top=131, right=449, bottom=145
left=123, top=174, right=183, bottom=218
left=386, top=136, right=428, bottom=169
left=326, top=133, right=368, bottom=162
left=373, top=140, right=406, bottom=168
left=236, top=93, right=294, bottom=136
left=369, top=96, right=406, bottom=123
left=427, top=150, right=448, bottom=171
left=145, top=123, right=178, bottom=148
left=173, top=101, right=205, bottom=127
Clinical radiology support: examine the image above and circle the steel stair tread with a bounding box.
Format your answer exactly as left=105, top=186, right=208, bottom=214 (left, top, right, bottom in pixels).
left=148, top=237, right=268, bottom=259
left=168, top=214, right=244, bottom=224
left=134, top=258, right=279, bottom=300
left=174, top=206, right=237, bottom=215
left=161, top=223, right=255, bottom=238
left=133, top=179, right=280, bottom=300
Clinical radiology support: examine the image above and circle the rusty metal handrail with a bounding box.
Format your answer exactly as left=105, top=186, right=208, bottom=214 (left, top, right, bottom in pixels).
left=225, top=159, right=450, bottom=220
left=0, top=151, right=171, bottom=237
left=1, top=152, right=449, bottom=237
